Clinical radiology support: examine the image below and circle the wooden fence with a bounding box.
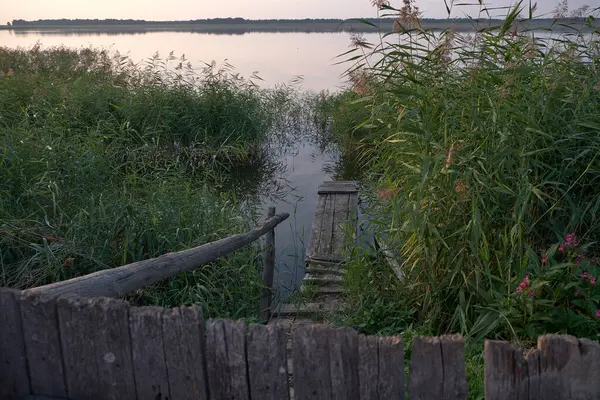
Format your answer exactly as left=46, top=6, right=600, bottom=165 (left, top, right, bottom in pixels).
left=2, top=288, right=600, bottom=400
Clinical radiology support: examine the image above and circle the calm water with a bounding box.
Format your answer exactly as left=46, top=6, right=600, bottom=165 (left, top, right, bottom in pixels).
left=1, top=29, right=372, bottom=298
left=0, top=30, right=383, bottom=91
left=4, top=28, right=583, bottom=299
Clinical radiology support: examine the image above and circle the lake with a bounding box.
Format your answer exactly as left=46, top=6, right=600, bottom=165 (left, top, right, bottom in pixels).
left=1, top=29, right=376, bottom=299
left=0, top=30, right=380, bottom=91
left=1, top=28, right=582, bottom=300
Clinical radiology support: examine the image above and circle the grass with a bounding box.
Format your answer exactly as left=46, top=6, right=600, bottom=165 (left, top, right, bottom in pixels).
left=0, top=45, right=291, bottom=319
left=317, top=1, right=600, bottom=398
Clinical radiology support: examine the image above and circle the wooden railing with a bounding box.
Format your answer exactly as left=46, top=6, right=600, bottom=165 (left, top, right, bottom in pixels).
left=1, top=288, right=599, bottom=400
left=22, top=209, right=287, bottom=320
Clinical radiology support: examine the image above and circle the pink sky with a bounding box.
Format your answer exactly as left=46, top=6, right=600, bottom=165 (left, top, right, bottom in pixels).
left=1, top=0, right=589, bottom=22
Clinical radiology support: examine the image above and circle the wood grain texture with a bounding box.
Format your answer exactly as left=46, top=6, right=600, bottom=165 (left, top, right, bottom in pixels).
left=319, top=194, right=335, bottom=256
left=0, top=288, right=30, bottom=399
left=162, top=306, right=208, bottom=400
left=408, top=336, right=444, bottom=400
left=329, top=327, right=359, bottom=400
left=129, top=306, right=170, bottom=400
left=536, top=335, right=600, bottom=400
left=205, top=319, right=250, bottom=400
left=440, top=335, right=468, bottom=400
left=331, top=194, right=350, bottom=261
left=317, top=181, right=358, bottom=194
left=484, top=340, right=531, bottom=400
left=19, top=291, right=67, bottom=398
left=292, top=324, right=332, bottom=400
left=358, top=335, right=379, bottom=400
left=57, top=296, right=136, bottom=400
left=27, top=213, right=289, bottom=298
left=306, top=195, right=327, bottom=261
left=484, top=335, right=600, bottom=400
left=377, top=335, right=405, bottom=400
left=247, top=323, right=289, bottom=400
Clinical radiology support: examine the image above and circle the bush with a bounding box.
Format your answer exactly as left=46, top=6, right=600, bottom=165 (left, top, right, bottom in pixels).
left=332, top=2, right=600, bottom=341
left=0, top=46, right=285, bottom=319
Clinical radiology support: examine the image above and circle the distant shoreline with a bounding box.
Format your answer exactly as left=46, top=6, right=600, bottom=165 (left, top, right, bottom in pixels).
left=1, top=18, right=597, bottom=35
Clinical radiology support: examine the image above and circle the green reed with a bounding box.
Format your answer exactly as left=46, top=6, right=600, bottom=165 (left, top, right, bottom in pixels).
left=326, top=1, right=600, bottom=345
left=0, top=45, right=288, bottom=319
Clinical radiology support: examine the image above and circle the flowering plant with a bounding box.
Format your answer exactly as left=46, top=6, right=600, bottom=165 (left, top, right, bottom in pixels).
left=511, top=233, right=600, bottom=339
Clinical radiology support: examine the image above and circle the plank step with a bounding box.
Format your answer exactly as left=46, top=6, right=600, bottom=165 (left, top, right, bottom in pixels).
left=303, top=273, right=344, bottom=284
left=301, top=285, right=345, bottom=295
left=305, top=265, right=345, bottom=276
left=277, top=302, right=341, bottom=317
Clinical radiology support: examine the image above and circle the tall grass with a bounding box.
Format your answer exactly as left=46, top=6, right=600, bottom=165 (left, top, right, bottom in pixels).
left=326, top=1, right=600, bottom=343
left=0, top=45, right=288, bottom=319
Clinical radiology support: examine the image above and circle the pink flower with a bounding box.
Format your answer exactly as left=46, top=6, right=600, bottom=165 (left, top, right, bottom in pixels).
left=529, top=290, right=534, bottom=297
left=575, top=254, right=584, bottom=264
left=590, top=277, right=596, bottom=285
left=541, top=255, right=548, bottom=265
left=582, top=271, right=589, bottom=280
left=558, top=244, right=565, bottom=252
left=516, top=286, right=522, bottom=293
left=565, top=233, right=577, bottom=246
left=596, top=309, right=600, bottom=319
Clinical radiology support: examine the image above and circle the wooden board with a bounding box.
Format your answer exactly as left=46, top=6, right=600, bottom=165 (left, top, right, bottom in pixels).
left=306, top=195, right=326, bottom=262
left=19, top=292, right=67, bottom=398
left=318, top=181, right=358, bottom=195
left=129, top=306, right=170, bottom=400
left=331, top=194, right=351, bottom=260
left=329, top=327, right=359, bottom=400
left=293, top=324, right=332, bottom=400
left=162, top=306, right=208, bottom=400
left=0, top=288, right=30, bottom=399
left=205, top=319, right=250, bottom=400
left=358, top=335, right=379, bottom=400
left=485, top=335, right=600, bottom=400
left=247, top=324, right=290, bottom=400
left=409, top=335, right=467, bottom=400
left=377, top=336, right=405, bottom=399
left=57, top=296, right=136, bottom=400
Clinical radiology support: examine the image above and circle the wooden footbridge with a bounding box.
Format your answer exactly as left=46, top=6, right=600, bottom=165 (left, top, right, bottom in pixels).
left=2, top=181, right=600, bottom=400
left=275, top=181, right=358, bottom=320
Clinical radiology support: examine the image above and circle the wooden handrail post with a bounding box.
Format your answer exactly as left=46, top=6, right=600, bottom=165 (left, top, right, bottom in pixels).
left=260, top=206, right=276, bottom=323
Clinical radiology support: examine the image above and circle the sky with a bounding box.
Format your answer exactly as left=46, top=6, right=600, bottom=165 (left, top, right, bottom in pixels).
left=1, top=0, right=591, bottom=22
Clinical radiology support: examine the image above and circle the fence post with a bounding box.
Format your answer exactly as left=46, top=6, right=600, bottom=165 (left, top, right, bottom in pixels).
left=260, top=206, right=276, bottom=323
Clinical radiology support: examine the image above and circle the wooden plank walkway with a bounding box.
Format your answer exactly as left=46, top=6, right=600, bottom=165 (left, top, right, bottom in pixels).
left=270, top=181, right=359, bottom=399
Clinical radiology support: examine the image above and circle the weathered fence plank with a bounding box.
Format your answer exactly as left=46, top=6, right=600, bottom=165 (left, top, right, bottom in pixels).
left=57, top=296, right=136, bottom=400
left=19, top=292, right=67, bottom=398
left=162, top=306, right=208, bottom=400
left=27, top=213, right=289, bottom=298
left=329, top=327, right=359, bottom=400
left=485, top=335, right=600, bottom=400
left=293, top=324, right=332, bottom=400
left=409, top=335, right=467, bottom=400
left=247, top=324, right=290, bottom=400
left=441, top=335, right=468, bottom=399
left=0, top=288, right=30, bottom=399
left=130, top=306, right=170, bottom=400
left=377, top=336, right=405, bottom=399
left=358, top=335, right=379, bottom=400
left=206, top=319, right=250, bottom=400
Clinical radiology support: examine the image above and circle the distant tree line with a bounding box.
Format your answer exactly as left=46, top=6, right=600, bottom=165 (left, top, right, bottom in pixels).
left=9, top=18, right=394, bottom=26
